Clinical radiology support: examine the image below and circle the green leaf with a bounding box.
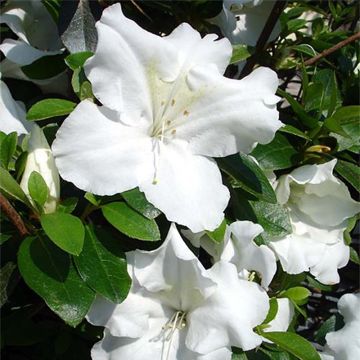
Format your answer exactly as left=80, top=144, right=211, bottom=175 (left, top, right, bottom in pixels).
left=40, top=212, right=85, bottom=255
left=27, top=99, right=77, bottom=121
left=279, top=125, right=310, bottom=140
left=335, top=159, right=360, bottom=193
left=330, top=106, right=360, bottom=152
left=250, top=201, right=292, bottom=243
left=61, top=0, right=97, bottom=53
left=0, top=132, right=17, bottom=169
left=102, top=202, right=161, bottom=241
left=65, top=51, right=93, bottom=70
left=84, top=192, right=101, bottom=206
left=230, top=45, right=252, bottom=64
left=350, top=247, right=360, bottom=265
left=122, top=188, right=161, bottom=219
left=206, top=219, right=227, bottom=244
left=21, top=55, right=66, bottom=80
left=18, top=236, right=95, bottom=327
left=312, top=69, right=341, bottom=116
left=323, top=116, right=349, bottom=137
left=218, top=153, right=277, bottom=203
left=314, top=315, right=336, bottom=345
left=263, top=298, right=279, bottom=324
left=291, top=44, right=317, bottom=57
left=277, top=88, right=318, bottom=129
left=0, top=262, right=17, bottom=307
left=74, top=225, right=131, bottom=303
left=79, top=80, right=94, bottom=100
left=57, top=197, right=78, bottom=214
left=0, top=167, right=32, bottom=207
left=251, top=133, right=299, bottom=171
left=304, top=83, right=324, bottom=113
left=28, top=171, right=49, bottom=208
left=260, top=332, right=320, bottom=360
left=280, top=287, right=311, bottom=303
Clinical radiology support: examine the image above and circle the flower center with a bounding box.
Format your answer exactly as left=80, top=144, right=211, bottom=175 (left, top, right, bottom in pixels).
left=159, top=310, right=187, bottom=360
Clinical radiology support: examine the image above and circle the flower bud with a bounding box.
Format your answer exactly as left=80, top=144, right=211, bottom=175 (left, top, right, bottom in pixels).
left=20, top=124, right=60, bottom=213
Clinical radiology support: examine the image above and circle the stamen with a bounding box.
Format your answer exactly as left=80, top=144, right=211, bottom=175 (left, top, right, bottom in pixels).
left=159, top=311, right=187, bottom=360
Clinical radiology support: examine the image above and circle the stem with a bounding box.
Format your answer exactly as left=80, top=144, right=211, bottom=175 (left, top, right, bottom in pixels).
left=240, top=1, right=287, bottom=78
left=303, top=31, right=360, bottom=66
left=0, top=193, right=29, bottom=238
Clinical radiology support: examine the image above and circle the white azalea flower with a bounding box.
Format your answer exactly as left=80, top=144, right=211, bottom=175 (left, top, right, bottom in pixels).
left=212, top=0, right=280, bottom=47
left=52, top=3, right=282, bottom=232
left=269, top=160, right=359, bottom=284
left=20, top=124, right=60, bottom=214
left=0, top=79, right=31, bottom=135
left=87, top=224, right=269, bottom=359
left=320, top=293, right=360, bottom=360
left=0, top=0, right=69, bottom=95
left=183, top=220, right=277, bottom=289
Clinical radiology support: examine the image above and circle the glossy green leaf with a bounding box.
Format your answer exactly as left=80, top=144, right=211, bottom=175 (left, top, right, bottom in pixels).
left=61, top=0, right=97, bottom=53
left=40, top=212, right=85, bottom=255
left=74, top=225, right=131, bottom=303
left=250, top=201, right=292, bottom=243
left=251, top=133, right=299, bottom=171
left=0, top=132, right=17, bottom=169
left=350, top=247, right=360, bottom=265
left=122, top=188, right=161, bottom=219
left=329, top=106, right=360, bottom=151
left=335, top=159, right=360, bottom=193
left=57, top=197, right=78, bottom=214
left=65, top=51, right=93, bottom=70
left=263, top=298, right=279, bottom=324
left=18, top=236, right=95, bottom=327
left=218, top=153, right=277, bottom=203
left=279, top=125, right=310, bottom=140
left=230, top=45, right=252, bottom=64
left=28, top=171, right=49, bottom=208
left=21, top=55, right=66, bottom=80
left=280, top=287, right=311, bottom=303
left=314, top=315, right=337, bottom=345
left=0, top=167, right=32, bottom=207
left=102, top=202, right=161, bottom=241
left=27, top=99, right=77, bottom=121
left=206, top=219, right=227, bottom=244
left=260, top=332, right=320, bottom=360
left=277, top=88, right=318, bottom=129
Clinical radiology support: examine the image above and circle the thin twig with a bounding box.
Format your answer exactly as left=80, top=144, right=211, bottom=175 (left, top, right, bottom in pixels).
left=304, top=31, right=360, bottom=66
left=240, top=1, right=287, bottom=78
left=0, top=193, right=29, bottom=238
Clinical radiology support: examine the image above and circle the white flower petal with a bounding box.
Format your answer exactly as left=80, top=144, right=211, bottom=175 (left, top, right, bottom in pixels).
left=52, top=100, right=154, bottom=196
left=264, top=298, right=294, bottom=333
left=186, top=261, right=268, bottom=353
left=323, top=293, right=360, bottom=360
left=177, top=66, right=281, bottom=157
left=0, top=79, right=30, bottom=135
left=133, top=223, right=216, bottom=311
left=20, top=124, right=60, bottom=213
left=0, top=39, right=60, bottom=66
left=226, top=221, right=277, bottom=289
left=85, top=3, right=179, bottom=116
left=92, top=326, right=231, bottom=360
left=139, top=141, right=229, bottom=232
left=164, top=23, right=232, bottom=75
left=310, top=240, right=350, bottom=285
left=87, top=294, right=168, bottom=339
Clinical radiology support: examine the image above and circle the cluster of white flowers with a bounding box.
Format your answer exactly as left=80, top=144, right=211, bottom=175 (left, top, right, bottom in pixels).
left=1, top=2, right=359, bottom=359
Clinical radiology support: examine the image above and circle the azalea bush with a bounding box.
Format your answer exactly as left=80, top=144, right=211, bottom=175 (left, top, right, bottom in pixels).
left=0, top=0, right=359, bottom=359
